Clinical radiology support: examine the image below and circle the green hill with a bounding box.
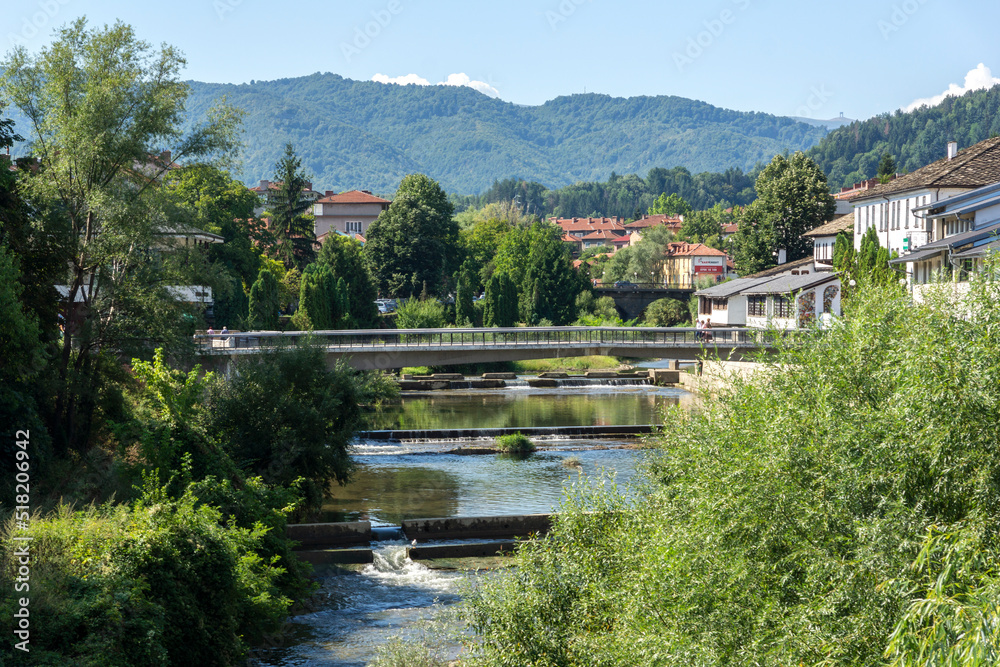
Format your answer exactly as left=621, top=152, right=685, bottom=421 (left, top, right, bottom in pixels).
left=179, top=72, right=827, bottom=194
left=808, top=85, right=1000, bottom=189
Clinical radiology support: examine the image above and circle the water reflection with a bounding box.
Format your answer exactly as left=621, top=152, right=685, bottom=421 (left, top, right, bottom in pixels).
left=363, top=384, right=691, bottom=431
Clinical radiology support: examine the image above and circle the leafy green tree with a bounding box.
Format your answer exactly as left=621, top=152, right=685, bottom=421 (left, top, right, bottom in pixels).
left=642, top=297, right=689, bottom=326
left=208, top=345, right=368, bottom=510
left=267, top=143, right=316, bottom=270
left=363, top=173, right=458, bottom=298
left=648, top=192, right=693, bottom=217
left=248, top=268, right=280, bottom=329
left=484, top=272, right=518, bottom=327
left=1, top=19, right=241, bottom=452
left=316, top=235, right=379, bottom=328
left=732, top=152, right=835, bottom=274
left=459, top=216, right=516, bottom=288
left=679, top=204, right=732, bottom=246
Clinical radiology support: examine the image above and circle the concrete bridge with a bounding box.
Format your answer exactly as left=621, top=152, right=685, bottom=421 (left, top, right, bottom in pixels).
left=594, top=284, right=695, bottom=320
left=194, top=326, right=787, bottom=371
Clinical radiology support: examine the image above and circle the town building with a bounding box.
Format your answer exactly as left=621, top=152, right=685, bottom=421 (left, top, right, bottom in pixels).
left=890, top=179, right=1000, bottom=302
left=802, top=212, right=854, bottom=270
left=850, top=137, right=1000, bottom=256
left=312, top=190, right=391, bottom=241
left=661, top=242, right=729, bottom=288
left=250, top=179, right=324, bottom=217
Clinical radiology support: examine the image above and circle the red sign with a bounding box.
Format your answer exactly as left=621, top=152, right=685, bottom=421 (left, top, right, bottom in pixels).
left=695, top=266, right=724, bottom=274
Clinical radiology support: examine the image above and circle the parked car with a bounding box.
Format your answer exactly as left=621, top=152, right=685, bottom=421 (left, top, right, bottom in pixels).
left=614, top=280, right=636, bottom=288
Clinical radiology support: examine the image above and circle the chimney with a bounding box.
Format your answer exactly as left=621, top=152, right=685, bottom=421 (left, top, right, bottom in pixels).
left=304, top=181, right=312, bottom=191
left=947, top=141, right=958, bottom=160
left=160, top=150, right=171, bottom=163
left=362, top=190, right=372, bottom=194
left=777, top=248, right=787, bottom=265
left=259, top=179, right=269, bottom=190
left=325, top=190, right=334, bottom=196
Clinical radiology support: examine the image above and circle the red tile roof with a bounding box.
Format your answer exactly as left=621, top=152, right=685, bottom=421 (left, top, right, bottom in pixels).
left=666, top=242, right=729, bottom=258
left=581, top=230, right=621, bottom=241
left=625, top=214, right=683, bottom=230
left=315, top=190, right=391, bottom=204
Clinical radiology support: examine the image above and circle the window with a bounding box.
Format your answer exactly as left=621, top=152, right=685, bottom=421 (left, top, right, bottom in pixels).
left=346, top=221, right=363, bottom=234
left=713, top=298, right=728, bottom=311
left=748, top=295, right=766, bottom=317
left=699, top=297, right=711, bottom=315
left=774, top=295, right=793, bottom=318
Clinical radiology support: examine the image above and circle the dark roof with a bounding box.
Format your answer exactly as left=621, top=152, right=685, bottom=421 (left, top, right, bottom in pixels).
left=803, top=212, right=854, bottom=238
left=889, top=246, right=946, bottom=265
left=850, top=136, right=1000, bottom=202
left=953, top=238, right=1000, bottom=258
left=741, top=272, right=840, bottom=295
left=741, top=256, right=814, bottom=279
left=695, top=276, right=780, bottom=298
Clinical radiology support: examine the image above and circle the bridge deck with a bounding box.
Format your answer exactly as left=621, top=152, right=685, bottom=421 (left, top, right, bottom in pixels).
left=194, top=326, right=789, bottom=370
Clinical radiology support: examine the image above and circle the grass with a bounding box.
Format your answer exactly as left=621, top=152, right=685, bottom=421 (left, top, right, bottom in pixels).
left=511, top=356, right=624, bottom=372
left=494, top=433, right=536, bottom=454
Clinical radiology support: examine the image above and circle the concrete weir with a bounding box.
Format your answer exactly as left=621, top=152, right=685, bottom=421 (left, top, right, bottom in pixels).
left=287, top=514, right=553, bottom=565
left=357, top=424, right=653, bottom=440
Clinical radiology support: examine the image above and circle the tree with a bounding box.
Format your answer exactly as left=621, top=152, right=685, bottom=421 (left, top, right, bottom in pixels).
left=455, top=263, right=477, bottom=326
left=679, top=204, right=732, bottom=246
left=248, top=268, right=280, bottom=330
left=484, top=272, right=518, bottom=327
left=267, top=144, right=316, bottom=270
left=642, top=297, right=689, bottom=326
left=315, top=235, right=379, bottom=328
left=648, top=192, right=693, bottom=217
left=732, top=152, right=835, bottom=274
left=519, top=223, right=582, bottom=325
left=877, top=152, right=897, bottom=184
left=1, top=19, right=241, bottom=451
left=363, top=173, right=458, bottom=298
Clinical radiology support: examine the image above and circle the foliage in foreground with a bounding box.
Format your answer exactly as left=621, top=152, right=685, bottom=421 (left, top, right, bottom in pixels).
left=0, top=477, right=290, bottom=666
left=465, top=274, right=1000, bottom=666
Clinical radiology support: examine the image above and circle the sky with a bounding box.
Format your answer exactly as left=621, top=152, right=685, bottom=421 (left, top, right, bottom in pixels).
left=4, top=0, right=1000, bottom=121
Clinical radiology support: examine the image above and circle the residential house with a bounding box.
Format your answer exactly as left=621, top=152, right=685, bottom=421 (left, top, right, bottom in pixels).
left=802, top=212, right=854, bottom=270
left=850, top=137, right=1000, bottom=256
left=741, top=272, right=842, bottom=330
left=661, top=242, right=729, bottom=288
left=694, top=276, right=783, bottom=326
left=890, top=179, right=1000, bottom=302
left=624, top=214, right=683, bottom=235
left=312, top=190, right=391, bottom=241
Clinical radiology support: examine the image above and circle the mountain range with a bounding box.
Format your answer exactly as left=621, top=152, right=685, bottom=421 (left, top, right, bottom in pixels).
left=179, top=73, right=828, bottom=195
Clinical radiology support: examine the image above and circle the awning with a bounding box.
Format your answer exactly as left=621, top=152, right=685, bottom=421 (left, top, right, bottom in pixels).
left=889, top=246, right=947, bottom=264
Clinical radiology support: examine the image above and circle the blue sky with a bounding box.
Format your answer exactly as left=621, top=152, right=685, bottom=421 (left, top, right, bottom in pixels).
left=5, top=0, right=1000, bottom=121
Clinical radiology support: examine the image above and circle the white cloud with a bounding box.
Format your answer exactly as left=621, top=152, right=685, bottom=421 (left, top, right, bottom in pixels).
left=371, top=73, right=431, bottom=86
left=904, top=63, right=1000, bottom=112
left=440, top=73, right=500, bottom=98
left=371, top=72, right=500, bottom=98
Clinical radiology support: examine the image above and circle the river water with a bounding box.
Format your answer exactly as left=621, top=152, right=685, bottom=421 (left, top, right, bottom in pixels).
left=253, top=380, right=691, bottom=666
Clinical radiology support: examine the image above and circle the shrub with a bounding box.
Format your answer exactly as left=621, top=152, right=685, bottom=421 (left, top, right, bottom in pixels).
left=642, top=297, right=689, bottom=326
left=464, top=270, right=1000, bottom=666
left=0, top=479, right=290, bottom=666
left=395, top=297, right=448, bottom=329
left=493, top=433, right=536, bottom=454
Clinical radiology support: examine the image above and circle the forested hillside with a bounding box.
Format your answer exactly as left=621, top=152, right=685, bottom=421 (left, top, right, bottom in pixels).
left=176, top=73, right=826, bottom=194
left=809, top=85, right=1000, bottom=189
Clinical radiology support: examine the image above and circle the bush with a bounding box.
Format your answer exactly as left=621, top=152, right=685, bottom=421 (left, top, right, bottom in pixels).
left=0, top=479, right=290, bottom=666
left=464, top=271, right=1000, bottom=666
left=395, top=298, right=448, bottom=329
left=642, top=297, right=689, bottom=326
left=493, top=433, right=536, bottom=454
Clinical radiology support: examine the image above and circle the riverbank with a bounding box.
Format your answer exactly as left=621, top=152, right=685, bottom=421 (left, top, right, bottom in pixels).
left=402, top=355, right=627, bottom=375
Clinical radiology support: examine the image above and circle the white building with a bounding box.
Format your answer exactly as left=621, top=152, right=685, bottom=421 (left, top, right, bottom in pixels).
left=850, top=137, right=1000, bottom=257
left=802, top=212, right=853, bottom=270
left=890, top=180, right=1000, bottom=302
left=742, top=273, right=842, bottom=330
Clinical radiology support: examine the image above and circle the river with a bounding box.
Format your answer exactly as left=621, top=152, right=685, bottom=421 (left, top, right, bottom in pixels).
left=252, top=379, right=691, bottom=666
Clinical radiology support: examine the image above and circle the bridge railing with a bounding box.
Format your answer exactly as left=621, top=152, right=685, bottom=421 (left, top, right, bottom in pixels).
left=194, top=326, right=793, bottom=353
